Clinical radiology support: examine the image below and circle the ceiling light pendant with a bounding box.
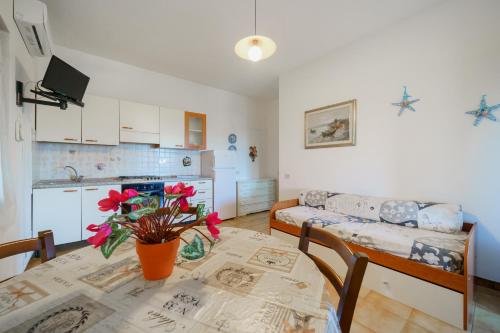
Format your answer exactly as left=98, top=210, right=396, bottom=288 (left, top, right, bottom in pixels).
left=234, top=0, right=276, bottom=62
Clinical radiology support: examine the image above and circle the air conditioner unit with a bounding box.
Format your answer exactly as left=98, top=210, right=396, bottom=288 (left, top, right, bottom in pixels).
left=14, top=0, right=53, bottom=57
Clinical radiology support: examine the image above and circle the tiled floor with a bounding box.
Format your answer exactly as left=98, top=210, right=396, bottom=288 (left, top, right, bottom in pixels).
left=26, top=211, right=500, bottom=332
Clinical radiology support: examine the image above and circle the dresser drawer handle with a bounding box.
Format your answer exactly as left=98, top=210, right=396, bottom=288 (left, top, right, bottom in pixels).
left=121, top=126, right=133, bottom=130
left=63, top=189, right=78, bottom=192
left=85, top=188, right=98, bottom=191
left=198, top=191, right=205, bottom=194
left=175, top=144, right=183, bottom=147
left=85, top=139, right=98, bottom=143
left=63, top=138, right=78, bottom=141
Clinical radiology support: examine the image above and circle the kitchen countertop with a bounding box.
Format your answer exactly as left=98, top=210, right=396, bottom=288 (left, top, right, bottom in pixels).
left=32, top=176, right=213, bottom=189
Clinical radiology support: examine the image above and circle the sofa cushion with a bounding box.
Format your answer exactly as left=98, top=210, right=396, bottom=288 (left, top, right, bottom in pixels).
left=300, top=190, right=463, bottom=233
left=275, top=206, right=467, bottom=273
left=325, top=193, right=386, bottom=221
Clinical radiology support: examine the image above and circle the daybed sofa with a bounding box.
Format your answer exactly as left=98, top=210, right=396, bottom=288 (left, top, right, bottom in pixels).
left=269, top=190, right=475, bottom=330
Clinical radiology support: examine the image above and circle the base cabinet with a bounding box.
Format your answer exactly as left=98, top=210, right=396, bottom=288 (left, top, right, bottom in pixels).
left=81, top=185, right=121, bottom=240
left=33, top=187, right=82, bottom=245
left=237, top=179, right=276, bottom=216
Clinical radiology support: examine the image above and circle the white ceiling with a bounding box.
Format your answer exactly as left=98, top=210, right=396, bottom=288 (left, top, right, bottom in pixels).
left=43, top=0, right=444, bottom=99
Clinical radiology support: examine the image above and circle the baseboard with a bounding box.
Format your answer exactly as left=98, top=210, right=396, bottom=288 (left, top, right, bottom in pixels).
left=475, top=276, right=500, bottom=292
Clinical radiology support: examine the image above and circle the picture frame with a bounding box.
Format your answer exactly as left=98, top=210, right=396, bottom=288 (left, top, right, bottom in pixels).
left=304, top=99, right=357, bottom=149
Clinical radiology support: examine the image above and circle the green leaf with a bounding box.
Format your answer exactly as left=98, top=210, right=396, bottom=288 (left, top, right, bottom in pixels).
left=100, top=228, right=132, bottom=259
left=196, top=204, right=206, bottom=219
left=127, top=207, right=156, bottom=220
left=125, top=196, right=145, bottom=205
left=180, top=234, right=205, bottom=260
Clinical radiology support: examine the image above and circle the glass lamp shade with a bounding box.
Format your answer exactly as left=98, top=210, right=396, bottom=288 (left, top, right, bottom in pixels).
left=234, top=35, right=276, bottom=62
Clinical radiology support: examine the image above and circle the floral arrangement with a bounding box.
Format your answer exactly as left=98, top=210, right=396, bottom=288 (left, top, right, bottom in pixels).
left=86, top=182, right=222, bottom=258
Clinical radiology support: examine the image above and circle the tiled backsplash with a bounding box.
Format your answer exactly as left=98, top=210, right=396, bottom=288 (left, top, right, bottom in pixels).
left=33, top=143, right=201, bottom=181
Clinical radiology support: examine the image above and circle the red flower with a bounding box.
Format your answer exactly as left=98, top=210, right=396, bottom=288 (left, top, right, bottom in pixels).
left=86, top=224, right=112, bottom=248
left=174, top=197, right=189, bottom=212
left=166, top=182, right=197, bottom=197
left=123, top=189, right=139, bottom=199
left=98, top=189, right=136, bottom=212
left=164, top=185, right=174, bottom=194
left=206, top=212, right=222, bottom=239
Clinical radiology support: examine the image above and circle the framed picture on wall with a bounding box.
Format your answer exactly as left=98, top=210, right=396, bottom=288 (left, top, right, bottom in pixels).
left=304, top=99, right=357, bottom=149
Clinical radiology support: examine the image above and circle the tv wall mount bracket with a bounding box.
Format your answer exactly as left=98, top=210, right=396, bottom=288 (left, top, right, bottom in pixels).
left=16, top=81, right=84, bottom=110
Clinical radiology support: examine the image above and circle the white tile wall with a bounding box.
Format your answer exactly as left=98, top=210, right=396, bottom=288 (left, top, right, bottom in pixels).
left=33, top=143, right=201, bottom=180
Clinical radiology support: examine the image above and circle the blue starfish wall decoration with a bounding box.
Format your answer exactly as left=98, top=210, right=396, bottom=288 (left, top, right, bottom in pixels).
left=392, top=86, right=420, bottom=116
left=465, top=95, right=500, bottom=126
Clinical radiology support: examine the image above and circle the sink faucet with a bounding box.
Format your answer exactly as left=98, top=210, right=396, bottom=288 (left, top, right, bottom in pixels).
left=64, top=166, right=83, bottom=182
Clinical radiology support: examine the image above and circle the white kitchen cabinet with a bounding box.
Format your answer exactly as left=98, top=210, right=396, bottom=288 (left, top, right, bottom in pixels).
left=82, top=95, right=119, bottom=146
left=36, top=103, right=82, bottom=143
left=186, top=180, right=213, bottom=212
left=33, top=187, right=82, bottom=245
left=82, top=185, right=121, bottom=240
left=159, top=107, right=184, bottom=149
left=120, top=100, right=160, bottom=144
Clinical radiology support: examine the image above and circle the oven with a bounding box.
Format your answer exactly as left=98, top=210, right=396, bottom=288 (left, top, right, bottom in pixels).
left=121, top=182, right=164, bottom=214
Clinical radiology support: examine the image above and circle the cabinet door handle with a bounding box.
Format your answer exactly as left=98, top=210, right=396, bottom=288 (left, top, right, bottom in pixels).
left=198, top=191, right=205, bottom=194
left=121, top=126, right=133, bottom=130
left=63, top=189, right=78, bottom=192
left=198, top=182, right=206, bottom=184
left=63, top=138, right=78, bottom=141
left=85, top=139, right=98, bottom=143
left=85, top=188, right=98, bottom=191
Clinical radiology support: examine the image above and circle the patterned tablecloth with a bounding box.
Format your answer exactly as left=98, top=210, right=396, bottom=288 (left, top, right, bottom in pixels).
left=0, top=227, right=340, bottom=333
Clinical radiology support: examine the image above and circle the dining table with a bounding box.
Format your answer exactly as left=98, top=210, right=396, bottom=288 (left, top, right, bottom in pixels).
left=0, top=227, right=340, bottom=333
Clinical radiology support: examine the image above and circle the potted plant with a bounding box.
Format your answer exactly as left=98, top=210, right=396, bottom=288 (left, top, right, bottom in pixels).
left=85, top=182, right=222, bottom=280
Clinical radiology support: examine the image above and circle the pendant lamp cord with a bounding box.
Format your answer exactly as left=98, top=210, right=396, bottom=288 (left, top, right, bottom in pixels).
left=254, top=0, right=257, bottom=35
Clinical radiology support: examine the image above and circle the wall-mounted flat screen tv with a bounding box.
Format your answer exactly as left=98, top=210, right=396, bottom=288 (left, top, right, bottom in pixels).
left=41, top=55, right=89, bottom=103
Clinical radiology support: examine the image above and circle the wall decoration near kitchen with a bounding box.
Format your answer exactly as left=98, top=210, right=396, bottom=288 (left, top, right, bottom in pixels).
left=182, top=156, right=192, bottom=167
left=228, top=133, right=237, bottom=144
left=228, top=133, right=238, bottom=151
left=304, top=99, right=357, bottom=149
left=392, top=86, right=420, bottom=116
left=249, top=146, right=258, bottom=162
left=466, top=95, right=499, bottom=126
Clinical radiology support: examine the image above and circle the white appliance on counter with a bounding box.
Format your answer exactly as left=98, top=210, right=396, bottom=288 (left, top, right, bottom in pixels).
left=201, top=150, right=236, bottom=220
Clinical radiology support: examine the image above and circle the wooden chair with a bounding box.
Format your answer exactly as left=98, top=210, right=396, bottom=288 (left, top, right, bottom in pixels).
left=0, top=230, right=56, bottom=263
left=299, top=222, right=368, bottom=333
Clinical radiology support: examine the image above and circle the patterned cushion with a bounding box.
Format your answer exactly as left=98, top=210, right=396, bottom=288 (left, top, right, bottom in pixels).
left=301, top=190, right=463, bottom=233
left=325, top=194, right=385, bottom=221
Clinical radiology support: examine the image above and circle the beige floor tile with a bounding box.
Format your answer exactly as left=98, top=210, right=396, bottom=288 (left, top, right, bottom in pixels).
left=363, top=290, right=413, bottom=320
left=473, top=306, right=500, bottom=333
left=401, top=321, right=434, bottom=333
left=354, top=298, right=407, bottom=333
left=475, top=286, right=500, bottom=315
left=408, top=309, right=463, bottom=333
left=350, top=320, right=376, bottom=333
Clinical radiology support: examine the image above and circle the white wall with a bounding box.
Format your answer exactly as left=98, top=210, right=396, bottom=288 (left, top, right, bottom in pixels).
left=0, top=2, right=37, bottom=280
left=256, top=98, right=279, bottom=179
left=279, top=0, right=500, bottom=282
left=36, top=45, right=269, bottom=181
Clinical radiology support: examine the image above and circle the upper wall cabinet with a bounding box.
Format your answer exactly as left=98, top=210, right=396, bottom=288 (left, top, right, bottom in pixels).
left=159, top=107, right=184, bottom=149
left=185, top=111, right=206, bottom=150
left=82, top=95, right=119, bottom=146
left=120, top=100, right=160, bottom=144
left=36, top=103, right=82, bottom=143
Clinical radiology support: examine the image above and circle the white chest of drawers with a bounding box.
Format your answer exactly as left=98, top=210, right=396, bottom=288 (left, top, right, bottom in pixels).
left=237, top=179, right=276, bottom=216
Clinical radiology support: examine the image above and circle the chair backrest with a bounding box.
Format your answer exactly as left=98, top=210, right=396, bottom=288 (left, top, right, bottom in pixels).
left=299, top=222, right=368, bottom=333
left=0, top=230, right=56, bottom=263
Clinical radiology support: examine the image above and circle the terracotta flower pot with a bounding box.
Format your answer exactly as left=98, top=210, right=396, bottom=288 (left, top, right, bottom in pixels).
left=136, top=238, right=180, bottom=280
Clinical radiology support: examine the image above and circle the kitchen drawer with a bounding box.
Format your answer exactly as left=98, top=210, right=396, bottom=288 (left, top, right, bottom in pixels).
left=238, top=200, right=274, bottom=215
left=238, top=194, right=275, bottom=205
